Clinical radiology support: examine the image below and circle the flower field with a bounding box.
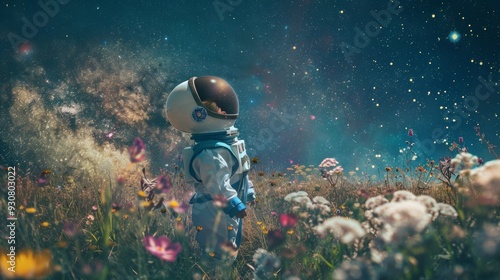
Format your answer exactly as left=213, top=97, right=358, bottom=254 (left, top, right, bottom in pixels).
left=1, top=142, right=500, bottom=280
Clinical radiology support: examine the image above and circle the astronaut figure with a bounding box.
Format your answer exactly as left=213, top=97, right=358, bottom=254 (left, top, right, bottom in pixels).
left=165, top=76, right=255, bottom=269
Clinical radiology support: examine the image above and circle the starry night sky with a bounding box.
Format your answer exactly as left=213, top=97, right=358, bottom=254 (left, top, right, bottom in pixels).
left=1, top=0, right=499, bottom=175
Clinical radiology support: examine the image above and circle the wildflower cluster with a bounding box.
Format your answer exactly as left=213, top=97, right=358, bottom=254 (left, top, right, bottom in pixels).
left=284, top=191, right=332, bottom=226
left=139, top=168, right=188, bottom=214
left=364, top=190, right=457, bottom=244
left=319, top=158, right=343, bottom=186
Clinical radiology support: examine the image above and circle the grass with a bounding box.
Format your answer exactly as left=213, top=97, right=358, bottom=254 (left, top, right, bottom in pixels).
left=1, top=152, right=499, bottom=280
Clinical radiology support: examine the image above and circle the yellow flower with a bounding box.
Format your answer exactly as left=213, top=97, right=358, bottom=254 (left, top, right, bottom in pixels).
left=209, top=252, right=216, bottom=257
left=41, top=222, right=50, bottom=228
left=287, top=229, right=294, bottom=235
left=25, top=208, right=37, bottom=214
left=227, top=226, right=234, bottom=231
left=256, top=221, right=263, bottom=225
left=19, top=205, right=24, bottom=210
left=137, top=191, right=147, bottom=198
left=140, top=201, right=152, bottom=208
left=176, top=216, right=182, bottom=222
left=0, top=249, right=53, bottom=279
left=262, top=229, right=269, bottom=234
left=196, top=226, right=203, bottom=231
left=167, top=200, right=180, bottom=209
left=122, top=215, right=129, bottom=219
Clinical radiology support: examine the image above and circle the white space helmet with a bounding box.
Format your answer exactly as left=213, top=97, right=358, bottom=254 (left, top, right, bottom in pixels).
left=165, top=76, right=239, bottom=134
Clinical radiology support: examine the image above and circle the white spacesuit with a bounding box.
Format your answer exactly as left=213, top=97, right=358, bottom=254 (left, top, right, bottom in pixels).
left=165, top=76, right=255, bottom=268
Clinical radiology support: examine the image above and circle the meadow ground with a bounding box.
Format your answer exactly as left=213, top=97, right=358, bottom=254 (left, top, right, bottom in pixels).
left=1, top=150, right=500, bottom=280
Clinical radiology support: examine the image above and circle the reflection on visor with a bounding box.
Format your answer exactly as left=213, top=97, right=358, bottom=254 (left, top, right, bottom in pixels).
left=202, top=100, right=226, bottom=115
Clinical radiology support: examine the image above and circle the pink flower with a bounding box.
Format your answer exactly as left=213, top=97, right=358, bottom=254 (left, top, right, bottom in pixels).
left=319, top=158, right=338, bottom=168
left=37, top=176, right=48, bottom=186
left=86, top=214, right=95, bottom=225
left=129, top=137, right=146, bottom=163
left=280, top=213, right=298, bottom=229
left=271, top=211, right=277, bottom=216
left=143, top=235, right=182, bottom=262
left=408, top=129, right=414, bottom=137
left=329, top=166, right=343, bottom=175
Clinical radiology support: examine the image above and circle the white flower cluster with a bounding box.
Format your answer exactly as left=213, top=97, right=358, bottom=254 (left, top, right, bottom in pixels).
left=364, top=190, right=457, bottom=244
left=314, top=217, right=366, bottom=244
left=451, top=152, right=479, bottom=175
left=470, top=159, right=500, bottom=206
left=333, top=259, right=377, bottom=280
left=252, top=249, right=281, bottom=280
left=284, top=192, right=332, bottom=225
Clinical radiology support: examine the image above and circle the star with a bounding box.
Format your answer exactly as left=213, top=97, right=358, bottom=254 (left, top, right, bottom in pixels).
left=448, top=31, right=461, bottom=43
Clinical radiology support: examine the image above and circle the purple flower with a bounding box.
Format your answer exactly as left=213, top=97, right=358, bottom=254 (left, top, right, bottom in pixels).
left=267, top=229, right=285, bottom=250
left=129, top=137, right=146, bottom=163
left=408, top=129, right=414, bottom=137
left=474, top=126, right=481, bottom=136
left=155, top=175, right=171, bottom=194
left=458, top=136, right=464, bottom=143
left=63, top=222, right=79, bottom=237
left=143, top=235, right=182, bottom=262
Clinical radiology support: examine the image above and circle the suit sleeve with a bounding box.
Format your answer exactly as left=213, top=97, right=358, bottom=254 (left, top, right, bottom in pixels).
left=247, top=179, right=256, bottom=202
left=192, top=148, right=246, bottom=217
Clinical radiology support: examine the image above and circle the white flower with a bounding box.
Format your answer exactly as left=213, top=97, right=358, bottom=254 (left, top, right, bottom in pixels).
left=416, top=195, right=439, bottom=220
left=284, top=191, right=308, bottom=202
left=316, top=204, right=331, bottom=215
left=470, top=159, right=500, bottom=206
left=451, top=152, right=479, bottom=171
left=312, top=196, right=331, bottom=205
left=315, top=217, right=365, bottom=243
left=365, top=195, right=389, bottom=210
left=374, top=200, right=431, bottom=243
left=391, top=190, right=416, bottom=202
left=437, top=203, right=458, bottom=218
left=333, top=259, right=377, bottom=280
left=293, top=196, right=312, bottom=205
left=253, top=249, right=281, bottom=280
